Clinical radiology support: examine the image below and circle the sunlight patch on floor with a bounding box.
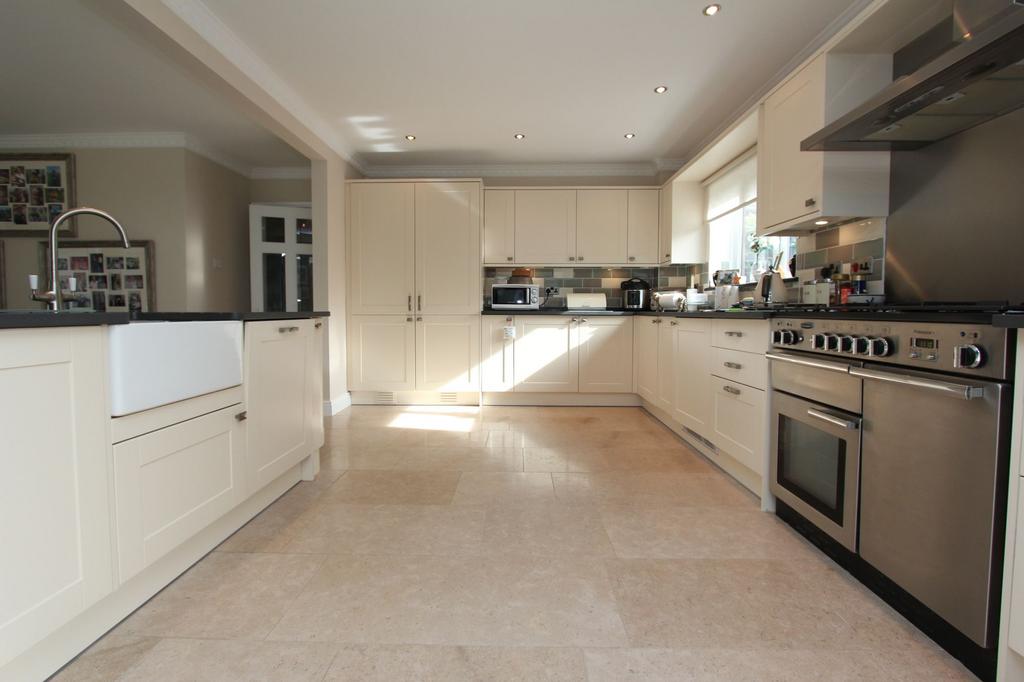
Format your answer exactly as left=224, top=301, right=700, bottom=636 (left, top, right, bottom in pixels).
left=387, top=406, right=479, bottom=432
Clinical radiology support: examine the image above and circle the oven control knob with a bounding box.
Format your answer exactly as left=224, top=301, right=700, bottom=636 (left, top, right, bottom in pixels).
left=824, top=333, right=840, bottom=351
left=839, top=335, right=856, bottom=353
left=780, top=329, right=800, bottom=345
left=811, top=333, right=827, bottom=350
left=772, top=330, right=783, bottom=344
left=852, top=336, right=870, bottom=355
left=868, top=337, right=893, bottom=357
left=954, top=344, right=985, bottom=369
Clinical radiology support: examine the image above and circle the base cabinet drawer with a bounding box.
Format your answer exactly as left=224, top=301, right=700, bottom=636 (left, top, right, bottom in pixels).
left=711, top=376, right=765, bottom=475
left=113, top=404, right=247, bottom=583
left=1009, top=482, right=1024, bottom=655
left=712, top=347, right=766, bottom=390
left=711, top=319, right=769, bottom=354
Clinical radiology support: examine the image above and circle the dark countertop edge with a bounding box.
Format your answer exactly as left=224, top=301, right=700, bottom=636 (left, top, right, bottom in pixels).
left=992, top=314, right=1024, bottom=329
left=0, top=312, right=132, bottom=329
left=135, top=311, right=330, bottom=322
left=481, top=308, right=772, bottom=319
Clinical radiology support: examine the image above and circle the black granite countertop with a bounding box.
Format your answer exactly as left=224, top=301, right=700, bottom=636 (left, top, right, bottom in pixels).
left=0, top=310, right=329, bottom=330
left=992, top=313, right=1024, bottom=329
left=0, top=311, right=132, bottom=329
left=482, top=307, right=771, bottom=319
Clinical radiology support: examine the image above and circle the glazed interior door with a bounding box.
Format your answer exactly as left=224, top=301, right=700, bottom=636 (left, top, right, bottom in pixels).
left=249, top=203, right=314, bottom=312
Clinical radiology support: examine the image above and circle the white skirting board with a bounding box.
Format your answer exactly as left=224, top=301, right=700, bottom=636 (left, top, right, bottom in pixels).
left=640, top=398, right=770, bottom=510
left=323, top=393, right=352, bottom=415
left=482, top=392, right=641, bottom=407
left=1, top=458, right=309, bottom=682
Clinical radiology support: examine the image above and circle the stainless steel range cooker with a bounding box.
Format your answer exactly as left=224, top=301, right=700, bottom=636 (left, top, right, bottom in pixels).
left=766, top=312, right=1012, bottom=674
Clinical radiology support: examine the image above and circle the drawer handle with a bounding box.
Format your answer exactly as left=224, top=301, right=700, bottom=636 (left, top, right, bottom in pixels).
left=569, top=256, right=575, bottom=261
left=724, top=331, right=744, bottom=338
left=506, top=256, right=513, bottom=261
left=235, top=411, right=247, bottom=421
left=723, top=361, right=742, bottom=370
left=315, top=321, right=323, bottom=329
left=278, top=326, right=299, bottom=333
left=805, top=197, right=817, bottom=207
left=669, top=321, right=677, bottom=326
left=723, top=385, right=741, bottom=396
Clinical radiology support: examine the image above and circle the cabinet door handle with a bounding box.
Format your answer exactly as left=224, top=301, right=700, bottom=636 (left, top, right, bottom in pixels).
left=724, top=361, right=742, bottom=369
left=578, top=256, right=585, bottom=261
left=235, top=411, right=247, bottom=421
left=416, top=316, right=422, bottom=322
left=408, top=295, right=412, bottom=312
left=628, top=256, right=636, bottom=262
left=579, top=318, right=587, bottom=324
left=669, top=321, right=677, bottom=326
left=805, top=197, right=817, bottom=207
left=724, top=330, right=744, bottom=337
left=506, top=256, right=513, bottom=261
left=723, top=385, right=741, bottom=396
left=314, top=321, right=323, bottom=329
left=406, top=317, right=413, bottom=322
left=568, top=256, right=575, bottom=261
left=278, top=326, right=299, bottom=333
left=417, top=295, right=422, bottom=311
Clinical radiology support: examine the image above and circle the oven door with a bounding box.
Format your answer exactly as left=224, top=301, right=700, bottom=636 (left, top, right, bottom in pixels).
left=770, top=390, right=861, bottom=552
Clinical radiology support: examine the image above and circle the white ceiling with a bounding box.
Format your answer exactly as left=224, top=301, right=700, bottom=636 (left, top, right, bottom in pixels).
left=0, top=0, right=308, bottom=173
left=200, top=0, right=866, bottom=175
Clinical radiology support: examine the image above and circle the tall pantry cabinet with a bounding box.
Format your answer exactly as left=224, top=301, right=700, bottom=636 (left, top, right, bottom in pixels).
left=348, top=181, right=481, bottom=398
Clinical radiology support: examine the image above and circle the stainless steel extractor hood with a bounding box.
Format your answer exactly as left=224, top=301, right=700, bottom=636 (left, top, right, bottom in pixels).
left=802, top=3, right=1024, bottom=152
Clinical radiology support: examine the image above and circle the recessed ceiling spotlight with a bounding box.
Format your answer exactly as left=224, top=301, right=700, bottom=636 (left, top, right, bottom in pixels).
left=703, top=4, right=721, bottom=16
left=513, top=133, right=526, bottom=140
left=814, top=219, right=829, bottom=226
left=405, top=135, right=416, bottom=141
left=624, top=133, right=636, bottom=140
left=654, top=85, right=668, bottom=94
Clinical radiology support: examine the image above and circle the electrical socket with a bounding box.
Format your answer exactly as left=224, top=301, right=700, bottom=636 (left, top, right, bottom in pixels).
left=546, top=287, right=559, bottom=296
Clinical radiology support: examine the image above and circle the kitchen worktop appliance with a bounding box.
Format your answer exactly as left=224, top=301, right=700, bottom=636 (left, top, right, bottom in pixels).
left=621, top=277, right=651, bottom=310
left=490, top=283, right=540, bottom=310
left=766, top=308, right=1012, bottom=679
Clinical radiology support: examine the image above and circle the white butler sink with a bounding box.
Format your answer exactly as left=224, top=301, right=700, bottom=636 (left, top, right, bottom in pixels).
left=108, top=321, right=243, bottom=416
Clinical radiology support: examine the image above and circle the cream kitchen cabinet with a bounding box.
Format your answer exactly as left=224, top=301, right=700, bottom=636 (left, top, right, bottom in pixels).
left=483, top=189, right=515, bottom=264
left=113, top=404, right=246, bottom=583
left=577, top=316, right=634, bottom=393
left=482, top=315, right=516, bottom=392
left=659, top=180, right=705, bottom=265
left=514, top=189, right=577, bottom=264
left=0, top=327, right=113, bottom=669
left=626, top=189, right=660, bottom=264
left=656, top=319, right=677, bottom=410
left=415, top=315, right=480, bottom=392
left=245, top=319, right=320, bottom=492
left=711, top=375, right=766, bottom=474
left=634, top=316, right=661, bottom=403
left=349, top=180, right=481, bottom=315
left=415, top=182, right=481, bottom=315
left=348, top=182, right=415, bottom=314
left=513, top=316, right=579, bottom=392
left=577, top=189, right=628, bottom=264
left=673, top=318, right=712, bottom=438
left=348, top=315, right=416, bottom=391
left=757, top=53, right=891, bottom=235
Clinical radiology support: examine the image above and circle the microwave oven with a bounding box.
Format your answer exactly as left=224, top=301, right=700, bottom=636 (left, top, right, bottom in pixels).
left=491, top=283, right=540, bottom=309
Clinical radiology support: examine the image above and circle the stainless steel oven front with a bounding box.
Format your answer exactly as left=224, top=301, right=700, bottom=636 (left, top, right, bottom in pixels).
left=768, top=351, right=863, bottom=552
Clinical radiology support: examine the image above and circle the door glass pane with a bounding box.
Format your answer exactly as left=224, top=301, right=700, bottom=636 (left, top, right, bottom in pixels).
left=262, top=253, right=286, bottom=311
left=296, top=218, right=313, bottom=244
left=778, top=415, right=845, bottom=522
left=297, top=254, right=313, bottom=312
left=262, top=216, right=285, bottom=243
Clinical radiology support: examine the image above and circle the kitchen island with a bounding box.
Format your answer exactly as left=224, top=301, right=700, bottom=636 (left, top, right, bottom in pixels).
left=0, top=311, right=328, bottom=681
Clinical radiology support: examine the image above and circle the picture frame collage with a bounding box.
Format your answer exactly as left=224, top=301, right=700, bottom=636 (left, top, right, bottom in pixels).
left=0, top=153, right=76, bottom=237
left=39, top=240, right=155, bottom=313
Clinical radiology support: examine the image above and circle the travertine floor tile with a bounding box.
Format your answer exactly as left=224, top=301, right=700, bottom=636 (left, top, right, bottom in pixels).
left=323, top=644, right=587, bottom=681
left=267, top=554, right=629, bottom=647
left=607, top=558, right=859, bottom=649
left=118, top=638, right=338, bottom=681
left=600, top=506, right=820, bottom=561
left=480, top=503, right=615, bottom=557
left=217, top=481, right=333, bottom=553
left=50, top=634, right=160, bottom=682
left=343, top=446, right=523, bottom=472
left=117, top=552, right=324, bottom=639
left=552, top=471, right=754, bottom=507
left=523, top=446, right=712, bottom=473
left=323, top=470, right=461, bottom=505
left=583, top=647, right=896, bottom=681
left=451, top=472, right=555, bottom=505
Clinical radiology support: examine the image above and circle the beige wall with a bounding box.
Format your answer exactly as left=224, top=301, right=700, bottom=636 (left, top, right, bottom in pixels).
left=249, top=177, right=311, bottom=203
left=1, top=147, right=252, bottom=312
left=185, top=151, right=251, bottom=311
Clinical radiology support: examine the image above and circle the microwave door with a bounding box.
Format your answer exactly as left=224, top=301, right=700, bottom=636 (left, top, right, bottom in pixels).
left=493, top=288, right=527, bottom=306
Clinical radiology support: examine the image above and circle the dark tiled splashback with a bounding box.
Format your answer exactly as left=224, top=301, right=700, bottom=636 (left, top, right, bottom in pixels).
left=484, top=264, right=707, bottom=308
left=794, top=219, right=885, bottom=289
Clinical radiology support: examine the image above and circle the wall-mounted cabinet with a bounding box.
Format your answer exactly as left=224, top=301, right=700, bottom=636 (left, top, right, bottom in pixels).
left=659, top=181, right=705, bottom=264
left=757, top=52, right=892, bottom=235
left=484, top=188, right=659, bottom=266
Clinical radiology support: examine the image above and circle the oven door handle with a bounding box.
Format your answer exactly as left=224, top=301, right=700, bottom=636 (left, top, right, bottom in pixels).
left=806, top=408, right=859, bottom=431
left=765, top=352, right=852, bottom=374
left=848, top=367, right=985, bottom=400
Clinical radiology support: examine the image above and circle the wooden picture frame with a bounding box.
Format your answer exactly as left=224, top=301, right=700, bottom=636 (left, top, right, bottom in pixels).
left=38, top=239, right=156, bottom=312
left=0, top=153, right=77, bottom=238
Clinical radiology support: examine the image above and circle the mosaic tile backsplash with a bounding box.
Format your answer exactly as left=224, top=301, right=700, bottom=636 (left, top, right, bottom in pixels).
left=484, top=264, right=706, bottom=309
